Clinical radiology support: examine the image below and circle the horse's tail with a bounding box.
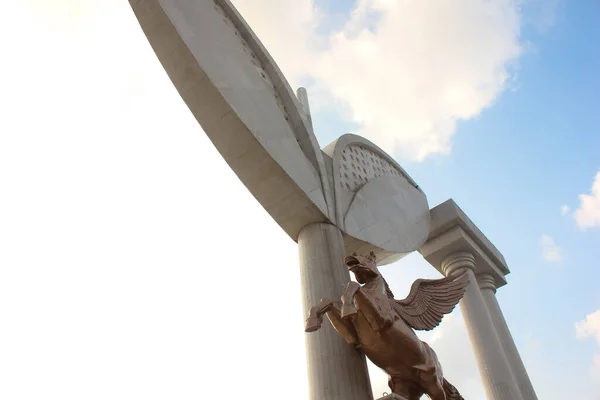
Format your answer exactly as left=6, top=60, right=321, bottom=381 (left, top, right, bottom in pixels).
left=442, top=378, right=464, bottom=400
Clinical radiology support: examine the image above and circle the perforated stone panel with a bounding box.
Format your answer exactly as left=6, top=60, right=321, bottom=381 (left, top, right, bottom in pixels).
left=340, top=145, right=402, bottom=192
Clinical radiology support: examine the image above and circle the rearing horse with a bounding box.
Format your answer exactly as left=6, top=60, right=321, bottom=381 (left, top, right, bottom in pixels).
left=305, top=252, right=468, bottom=400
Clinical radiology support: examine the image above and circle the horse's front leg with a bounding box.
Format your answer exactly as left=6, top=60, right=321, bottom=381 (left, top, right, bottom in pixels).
left=305, top=298, right=334, bottom=332
left=341, top=281, right=361, bottom=319
left=305, top=299, right=360, bottom=347
left=353, top=289, right=394, bottom=331
left=324, top=303, right=360, bottom=347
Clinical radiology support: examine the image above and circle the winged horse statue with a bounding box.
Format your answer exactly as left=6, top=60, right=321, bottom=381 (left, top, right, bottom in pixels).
left=305, top=252, right=469, bottom=400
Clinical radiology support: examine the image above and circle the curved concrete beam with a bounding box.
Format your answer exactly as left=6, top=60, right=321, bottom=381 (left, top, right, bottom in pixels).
left=128, top=0, right=332, bottom=239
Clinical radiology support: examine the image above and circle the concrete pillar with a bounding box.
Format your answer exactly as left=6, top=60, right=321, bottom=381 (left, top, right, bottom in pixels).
left=298, top=222, right=373, bottom=400
left=478, top=274, right=538, bottom=400
left=441, top=252, right=523, bottom=400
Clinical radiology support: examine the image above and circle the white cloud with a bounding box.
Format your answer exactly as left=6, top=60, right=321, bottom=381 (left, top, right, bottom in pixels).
left=233, top=0, right=523, bottom=161
left=576, top=310, right=600, bottom=383
left=539, top=234, right=562, bottom=263
left=560, top=205, right=570, bottom=216
left=576, top=309, right=600, bottom=345
left=574, top=170, right=600, bottom=230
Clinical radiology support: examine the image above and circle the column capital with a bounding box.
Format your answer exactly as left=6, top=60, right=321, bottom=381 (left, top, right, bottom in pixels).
left=419, top=200, right=509, bottom=289
left=441, top=251, right=475, bottom=276
left=477, top=273, right=497, bottom=293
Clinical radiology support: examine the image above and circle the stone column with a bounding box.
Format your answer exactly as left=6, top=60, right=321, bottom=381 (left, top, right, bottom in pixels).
left=441, top=252, right=523, bottom=400
left=478, top=274, right=538, bottom=400
left=298, top=222, right=373, bottom=400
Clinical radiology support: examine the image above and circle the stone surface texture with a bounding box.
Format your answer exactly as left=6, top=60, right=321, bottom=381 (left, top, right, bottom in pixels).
left=323, top=134, right=430, bottom=265
left=478, top=274, right=539, bottom=400
left=420, top=199, right=507, bottom=288
left=298, top=223, right=373, bottom=400
left=421, top=199, right=538, bottom=400
left=426, top=199, right=508, bottom=276
left=441, top=252, right=523, bottom=400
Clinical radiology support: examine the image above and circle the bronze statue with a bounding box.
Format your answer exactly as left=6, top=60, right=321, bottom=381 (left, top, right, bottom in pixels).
left=305, top=252, right=468, bottom=400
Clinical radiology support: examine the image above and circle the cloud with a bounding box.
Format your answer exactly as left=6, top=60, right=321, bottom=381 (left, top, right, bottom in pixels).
left=560, top=205, right=570, bottom=216
left=232, top=0, right=523, bottom=161
left=576, top=309, right=600, bottom=383
left=539, top=234, right=562, bottom=263
left=574, top=170, right=600, bottom=230
left=576, top=309, right=600, bottom=345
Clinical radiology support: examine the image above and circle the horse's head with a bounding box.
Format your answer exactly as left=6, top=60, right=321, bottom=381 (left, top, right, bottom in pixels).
left=344, top=252, right=381, bottom=284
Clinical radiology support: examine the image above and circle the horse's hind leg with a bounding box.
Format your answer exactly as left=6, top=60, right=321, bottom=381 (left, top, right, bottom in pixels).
left=423, top=382, right=446, bottom=400
left=389, top=377, right=421, bottom=400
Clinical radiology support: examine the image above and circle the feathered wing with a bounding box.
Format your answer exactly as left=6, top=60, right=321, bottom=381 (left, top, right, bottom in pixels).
left=392, top=272, right=469, bottom=331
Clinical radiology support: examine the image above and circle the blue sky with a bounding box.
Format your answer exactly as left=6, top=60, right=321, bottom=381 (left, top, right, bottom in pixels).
left=304, top=0, right=600, bottom=397
left=0, top=0, right=599, bottom=399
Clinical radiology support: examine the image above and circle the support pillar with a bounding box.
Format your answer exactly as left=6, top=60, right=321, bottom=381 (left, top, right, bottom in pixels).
left=298, top=222, right=373, bottom=400
left=441, top=252, right=523, bottom=400
left=478, top=274, right=538, bottom=400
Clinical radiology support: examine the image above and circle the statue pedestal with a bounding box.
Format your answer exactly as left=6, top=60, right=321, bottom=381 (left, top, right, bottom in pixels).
left=376, top=394, right=408, bottom=400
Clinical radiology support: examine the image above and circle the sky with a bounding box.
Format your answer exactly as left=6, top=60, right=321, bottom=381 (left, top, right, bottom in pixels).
left=0, top=0, right=599, bottom=399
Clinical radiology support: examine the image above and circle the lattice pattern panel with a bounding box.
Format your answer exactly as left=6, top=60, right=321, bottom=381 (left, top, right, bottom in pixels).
left=339, top=145, right=402, bottom=192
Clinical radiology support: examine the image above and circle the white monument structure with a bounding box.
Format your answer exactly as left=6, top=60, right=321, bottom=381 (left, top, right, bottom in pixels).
left=128, top=1, right=537, bottom=399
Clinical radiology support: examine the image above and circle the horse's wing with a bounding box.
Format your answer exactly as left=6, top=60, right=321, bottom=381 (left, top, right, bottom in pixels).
left=393, top=271, right=469, bottom=331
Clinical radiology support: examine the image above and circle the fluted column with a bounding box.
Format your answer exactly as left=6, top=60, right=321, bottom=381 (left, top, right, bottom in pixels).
left=298, top=222, right=373, bottom=400
left=478, top=274, right=538, bottom=400
left=442, top=252, right=523, bottom=400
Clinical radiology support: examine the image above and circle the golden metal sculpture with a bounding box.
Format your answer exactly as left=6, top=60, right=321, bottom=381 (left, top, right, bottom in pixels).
left=305, top=252, right=468, bottom=400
